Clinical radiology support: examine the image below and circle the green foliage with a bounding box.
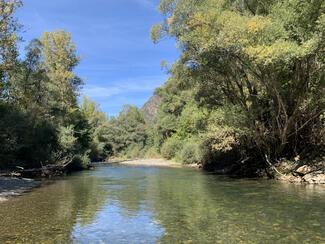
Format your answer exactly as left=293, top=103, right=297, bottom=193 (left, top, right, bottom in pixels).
left=0, top=103, right=57, bottom=169
left=70, top=152, right=91, bottom=170
left=1, top=0, right=323, bottom=173
left=0, top=3, right=94, bottom=170
left=151, top=0, right=325, bottom=167
left=144, top=147, right=160, bottom=159
left=160, top=136, right=182, bottom=160
left=0, top=0, right=21, bottom=94
left=101, top=105, right=148, bottom=159
left=179, top=139, right=202, bottom=165
left=123, top=144, right=144, bottom=159
left=176, top=102, right=208, bottom=138
left=58, top=125, right=77, bottom=153
left=40, top=31, right=82, bottom=121
left=80, top=97, right=111, bottom=161
left=205, top=105, right=249, bottom=153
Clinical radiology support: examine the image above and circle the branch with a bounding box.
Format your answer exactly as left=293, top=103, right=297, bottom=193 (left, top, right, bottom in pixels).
left=265, top=154, right=284, bottom=176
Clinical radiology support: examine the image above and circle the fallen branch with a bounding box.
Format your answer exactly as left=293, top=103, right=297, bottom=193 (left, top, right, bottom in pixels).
left=265, top=154, right=285, bottom=176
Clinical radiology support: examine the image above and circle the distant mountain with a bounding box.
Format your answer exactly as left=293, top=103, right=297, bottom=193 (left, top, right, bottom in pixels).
left=141, top=94, right=161, bottom=124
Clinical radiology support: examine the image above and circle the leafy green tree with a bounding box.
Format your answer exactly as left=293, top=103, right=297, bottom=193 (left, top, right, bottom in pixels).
left=0, top=0, right=21, bottom=100
left=103, top=105, right=147, bottom=158
left=152, top=0, right=325, bottom=165
left=41, top=31, right=82, bottom=122
left=80, top=97, right=112, bottom=161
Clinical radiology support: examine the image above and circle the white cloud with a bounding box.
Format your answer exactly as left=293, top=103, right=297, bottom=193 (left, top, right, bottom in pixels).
left=82, top=86, right=122, bottom=98
left=82, top=75, right=166, bottom=98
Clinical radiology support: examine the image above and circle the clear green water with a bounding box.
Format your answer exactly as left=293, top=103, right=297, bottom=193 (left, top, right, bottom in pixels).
left=0, top=164, right=324, bottom=243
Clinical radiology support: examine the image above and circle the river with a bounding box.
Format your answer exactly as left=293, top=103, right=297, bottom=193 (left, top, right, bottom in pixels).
left=0, top=164, right=324, bottom=243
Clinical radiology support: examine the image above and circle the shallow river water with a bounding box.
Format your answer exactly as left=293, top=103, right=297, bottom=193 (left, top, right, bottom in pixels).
left=0, top=164, right=324, bottom=243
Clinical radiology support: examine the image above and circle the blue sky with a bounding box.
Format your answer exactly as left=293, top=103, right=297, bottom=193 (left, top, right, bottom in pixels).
left=16, top=0, right=178, bottom=116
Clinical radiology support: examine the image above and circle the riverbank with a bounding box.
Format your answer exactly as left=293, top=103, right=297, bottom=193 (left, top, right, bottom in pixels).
left=0, top=177, right=40, bottom=202
left=108, top=158, right=184, bottom=168
left=207, top=157, right=325, bottom=184
left=111, top=157, right=325, bottom=184
left=275, top=158, right=325, bottom=184
left=1, top=158, right=323, bottom=203
left=0, top=162, right=90, bottom=201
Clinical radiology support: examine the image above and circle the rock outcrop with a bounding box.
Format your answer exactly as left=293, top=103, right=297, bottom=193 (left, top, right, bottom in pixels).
left=141, top=94, right=161, bottom=124
left=277, top=158, right=325, bottom=184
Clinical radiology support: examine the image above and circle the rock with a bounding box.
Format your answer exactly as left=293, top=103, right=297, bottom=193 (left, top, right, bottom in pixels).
left=141, top=95, right=161, bottom=125
left=291, top=176, right=303, bottom=183
left=279, top=174, right=303, bottom=183
left=295, top=165, right=314, bottom=175
left=275, top=160, right=298, bottom=174
left=303, top=171, right=325, bottom=184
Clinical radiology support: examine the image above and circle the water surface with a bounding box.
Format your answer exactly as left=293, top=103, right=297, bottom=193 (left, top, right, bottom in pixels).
left=0, top=164, right=324, bottom=243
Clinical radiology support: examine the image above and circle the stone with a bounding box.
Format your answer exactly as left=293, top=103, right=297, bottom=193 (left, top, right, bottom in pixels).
left=278, top=174, right=302, bottom=183
left=295, top=165, right=313, bottom=175
left=303, top=171, right=325, bottom=184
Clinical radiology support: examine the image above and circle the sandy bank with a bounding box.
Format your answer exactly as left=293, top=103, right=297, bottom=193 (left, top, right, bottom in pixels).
left=118, top=158, right=182, bottom=167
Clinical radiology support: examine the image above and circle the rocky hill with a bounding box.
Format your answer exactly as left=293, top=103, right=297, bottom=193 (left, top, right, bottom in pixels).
left=141, top=94, right=161, bottom=124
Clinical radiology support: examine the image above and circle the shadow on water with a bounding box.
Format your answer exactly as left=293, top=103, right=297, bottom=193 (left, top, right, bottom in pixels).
left=0, top=164, right=324, bottom=243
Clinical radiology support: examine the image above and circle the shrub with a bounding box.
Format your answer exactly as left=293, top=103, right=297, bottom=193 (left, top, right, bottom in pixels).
left=69, top=152, right=90, bottom=170
left=160, top=136, right=182, bottom=159
left=179, top=140, right=202, bottom=164
left=205, top=106, right=249, bottom=153
left=144, top=147, right=160, bottom=159
left=0, top=104, right=57, bottom=169
left=58, top=125, right=77, bottom=153
left=124, top=144, right=144, bottom=159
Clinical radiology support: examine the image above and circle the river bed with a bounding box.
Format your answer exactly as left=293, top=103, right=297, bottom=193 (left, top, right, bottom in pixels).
left=0, top=164, right=324, bottom=243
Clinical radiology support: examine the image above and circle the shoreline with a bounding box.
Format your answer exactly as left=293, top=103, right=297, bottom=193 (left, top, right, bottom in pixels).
left=109, top=158, right=325, bottom=184
left=108, top=158, right=184, bottom=168
left=107, top=158, right=202, bottom=169
left=1, top=158, right=324, bottom=202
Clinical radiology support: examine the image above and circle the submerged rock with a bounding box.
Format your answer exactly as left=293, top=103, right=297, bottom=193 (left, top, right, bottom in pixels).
left=0, top=177, right=41, bottom=201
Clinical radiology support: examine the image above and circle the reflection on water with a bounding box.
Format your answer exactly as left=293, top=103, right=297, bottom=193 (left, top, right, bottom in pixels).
left=72, top=204, right=163, bottom=243
left=0, top=165, right=324, bottom=243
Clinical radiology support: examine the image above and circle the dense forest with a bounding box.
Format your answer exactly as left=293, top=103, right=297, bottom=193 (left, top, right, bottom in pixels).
left=0, top=0, right=324, bottom=177
left=0, top=0, right=112, bottom=170
left=107, top=0, right=325, bottom=176
left=147, top=0, right=325, bottom=175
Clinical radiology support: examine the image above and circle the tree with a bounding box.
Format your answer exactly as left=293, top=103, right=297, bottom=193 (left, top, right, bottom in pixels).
left=103, top=105, right=148, bottom=158
left=152, top=0, right=325, bottom=163
left=41, top=31, right=82, bottom=121
left=0, top=0, right=21, bottom=100
left=80, top=97, right=112, bottom=161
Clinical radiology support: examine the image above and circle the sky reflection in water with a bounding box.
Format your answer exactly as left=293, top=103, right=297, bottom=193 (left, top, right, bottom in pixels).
left=0, top=164, right=324, bottom=243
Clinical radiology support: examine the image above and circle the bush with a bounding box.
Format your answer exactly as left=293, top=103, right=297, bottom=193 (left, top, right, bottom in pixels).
left=179, top=140, right=202, bottom=164
left=0, top=104, right=58, bottom=169
left=58, top=125, right=77, bottom=153
left=144, top=147, right=160, bottom=159
left=124, top=144, right=144, bottom=159
left=68, top=152, right=90, bottom=170
left=160, top=136, right=182, bottom=159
